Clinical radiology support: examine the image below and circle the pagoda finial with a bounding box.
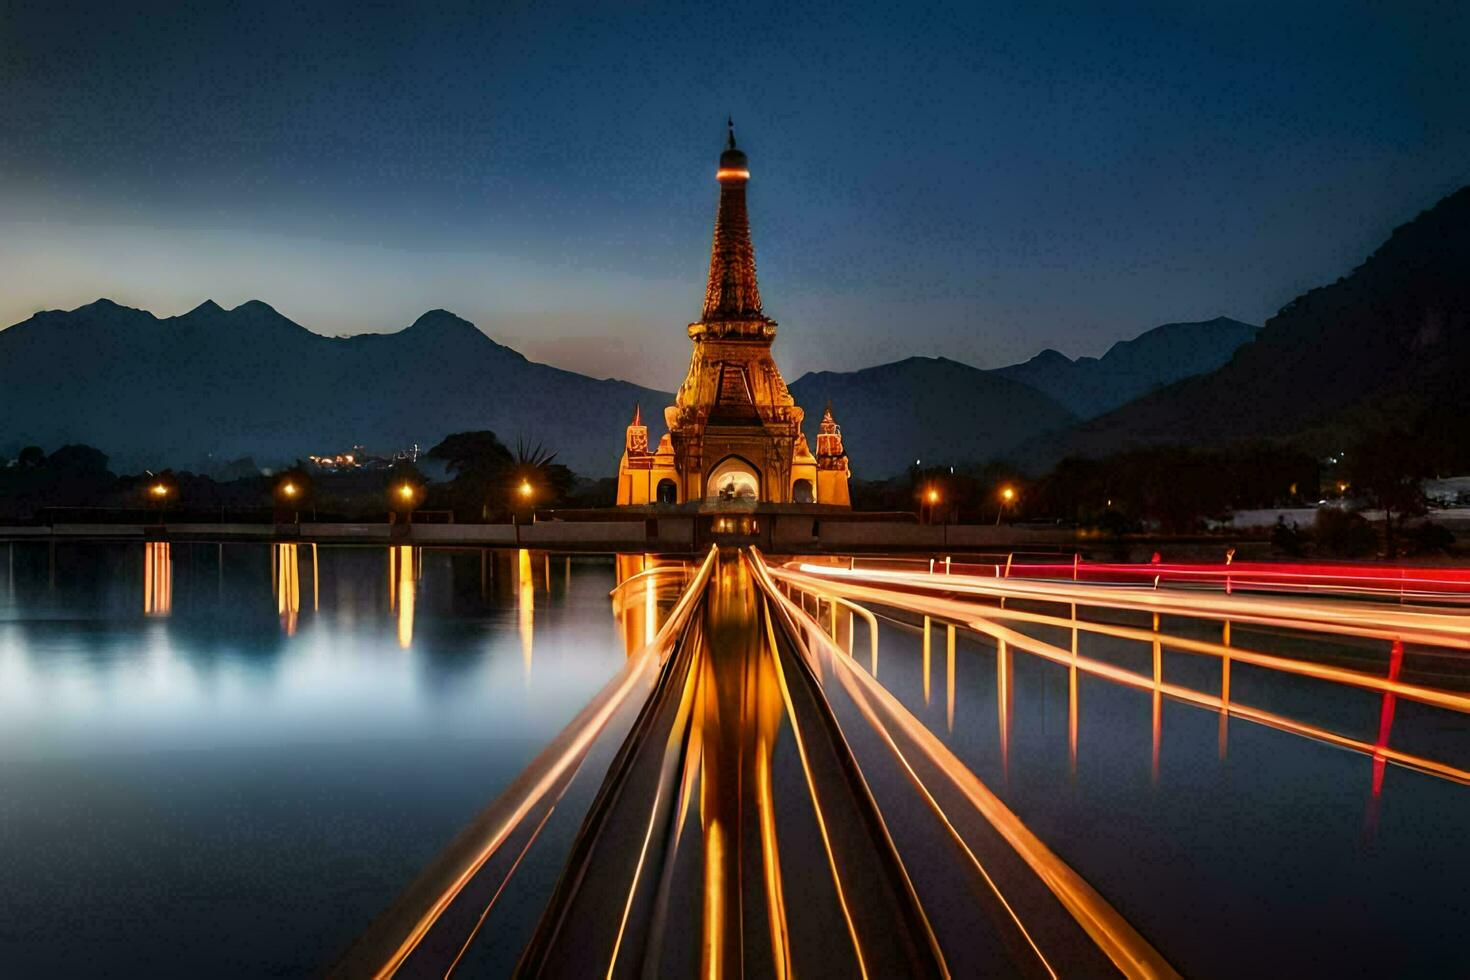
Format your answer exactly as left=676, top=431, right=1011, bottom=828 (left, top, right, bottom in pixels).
left=632, top=402, right=642, bottom=426
left=704, top=119, right=762, bottom=323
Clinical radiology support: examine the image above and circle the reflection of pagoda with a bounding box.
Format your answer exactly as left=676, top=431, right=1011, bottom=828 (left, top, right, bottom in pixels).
left=616, top=123, right=850, bottom=507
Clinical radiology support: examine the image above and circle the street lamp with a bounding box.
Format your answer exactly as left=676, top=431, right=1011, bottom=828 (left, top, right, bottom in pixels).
left=512, top=479, right=535, bottom=525
left=275, top=476, right=311, bottom=523
left=389, top=481, right=422, bottom=524
left=922, top=486, right=941, bottom=525
left=146, top=480, right=174, bottom=526
left=996, top=485, right=1016, bottom=526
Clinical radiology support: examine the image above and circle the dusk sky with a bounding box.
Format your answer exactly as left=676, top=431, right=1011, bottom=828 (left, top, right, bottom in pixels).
left=2, top=0, right=1467, bottom=388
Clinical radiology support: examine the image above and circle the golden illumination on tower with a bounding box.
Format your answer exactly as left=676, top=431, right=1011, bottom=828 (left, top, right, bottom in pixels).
left=616, top=122, right=851, bottom=507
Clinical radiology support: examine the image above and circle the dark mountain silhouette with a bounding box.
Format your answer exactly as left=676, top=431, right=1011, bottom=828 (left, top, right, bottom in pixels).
left=11, top=179, right=1457, bottom=490
left=995, top=316, right=1259, bottom=418
left=1020, top=185, right=1470, bottom=470
left=789, top=357, right=1076, bottom=477
left=0, top=300, right=668, bottom=475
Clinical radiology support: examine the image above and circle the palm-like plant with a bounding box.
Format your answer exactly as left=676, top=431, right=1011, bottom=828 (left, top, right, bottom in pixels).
left=512, top=438, right=574, bottom=505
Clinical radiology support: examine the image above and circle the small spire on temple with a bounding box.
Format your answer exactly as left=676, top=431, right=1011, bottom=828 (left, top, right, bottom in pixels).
left=727, top=116, right=736, bottom=149
left=624, top=401, right=650, bottom=456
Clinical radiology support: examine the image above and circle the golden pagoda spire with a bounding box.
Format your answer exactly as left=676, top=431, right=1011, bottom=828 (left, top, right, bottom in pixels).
left=701, top=119, right=766, bottom=324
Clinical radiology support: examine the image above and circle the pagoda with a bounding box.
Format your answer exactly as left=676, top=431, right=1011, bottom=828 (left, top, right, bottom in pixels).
left=616, top=123, right=850, bottom=508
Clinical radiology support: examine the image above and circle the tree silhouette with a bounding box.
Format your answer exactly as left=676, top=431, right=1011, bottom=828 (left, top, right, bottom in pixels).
left=427, top=431, right=515, bottom=520
left=1346, top=428, right=1432, bottom=558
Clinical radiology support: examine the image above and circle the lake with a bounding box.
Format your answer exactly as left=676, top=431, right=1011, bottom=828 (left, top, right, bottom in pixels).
left=0, top=542, right=626, bottom=976
left=2, top=541, right=1467, bottom=976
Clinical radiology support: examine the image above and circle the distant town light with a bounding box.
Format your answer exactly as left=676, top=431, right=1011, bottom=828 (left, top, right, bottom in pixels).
left=398, top=484, right=415, bottom=501
left=519, top=480, right=534, bottom=498
left=150, top=483, right=169, bottom=498
left=282, top=482, right=297, bottom=497
left=1001, top=486, right=1016, bottom=502
left=926, top=488, right=940, bottom=504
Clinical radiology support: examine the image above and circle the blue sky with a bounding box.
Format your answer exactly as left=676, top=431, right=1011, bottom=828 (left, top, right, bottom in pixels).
left=1, top=0, right=1466, bottom=386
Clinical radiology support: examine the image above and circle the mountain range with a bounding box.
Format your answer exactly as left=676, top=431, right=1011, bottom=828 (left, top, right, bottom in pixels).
left=1017, top=184, right=1470, bottom=471
left=993, top=317, right=1258, bottom=418
left=0, top=299, right=665, bottom=476
left=788, top=357, right=1077, bottom=477
left=792, top=316, right=1257, bottom=473
left=0, top=299, right=1256, bottom=479
left=5, top=183, right=1461, bottom=482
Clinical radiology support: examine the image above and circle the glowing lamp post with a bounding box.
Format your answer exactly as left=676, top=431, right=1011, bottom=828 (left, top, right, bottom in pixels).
left=275, top=476, right=311, bottom=524
left=513, top=479, right=535, bottom=524
left=390, top=481, right=421, bottom=524
left=996, top=485, right=1016, bottom=526
left=147, top=480, right=174, bottom=524
left=922, top=486, right=941, bottom=525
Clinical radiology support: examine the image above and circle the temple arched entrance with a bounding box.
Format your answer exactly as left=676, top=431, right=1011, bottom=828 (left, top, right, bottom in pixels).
left=656, top=479, right=678, bottom=504
left=792, top=479, right=814, bottom=503
left=705, top=456, right=760, bottom=501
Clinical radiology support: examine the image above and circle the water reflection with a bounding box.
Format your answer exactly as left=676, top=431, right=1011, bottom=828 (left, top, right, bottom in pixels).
left=274, top=543, right=301, bottom=635
left=699, top=551, right=788, bottom=976
left=0, top=541, right=630, bottom=978
left=611, top=553, right=691, bottom=656
left=388, top=545, right=417, bottom=648
left=518, top=547, right=533, bottom=678
left=144, top=541, right=172, bottom=616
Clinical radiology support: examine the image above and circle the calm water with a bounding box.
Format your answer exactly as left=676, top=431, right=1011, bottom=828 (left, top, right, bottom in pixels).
left=3, top=543, right=1468, bottom=976
left=0, top=542, right=626, bottom=976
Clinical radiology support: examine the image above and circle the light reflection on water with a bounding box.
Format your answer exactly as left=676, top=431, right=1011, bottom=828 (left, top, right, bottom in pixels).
left=0, top=541, right=628, bottom=977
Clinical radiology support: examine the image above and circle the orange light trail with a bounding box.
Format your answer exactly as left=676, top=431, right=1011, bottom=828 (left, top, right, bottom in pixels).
left=749, top=554, right=1174, bottom=979
left=786, top=565, right=1470, bottom=712
left=360, top=548, right=721, bottom=979
left=771, top=564, right=1470, bottom=788
left=792, top=563, right=1470, bottom=649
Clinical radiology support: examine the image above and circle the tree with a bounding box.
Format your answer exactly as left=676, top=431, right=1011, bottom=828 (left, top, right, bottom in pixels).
left=17, top=445, right=45, bottom=470
left=427, top=431, right=515, bottom=520
left=1346, top=429, right=1432, bottom=558
left=47, top=444, right=110, bottom=474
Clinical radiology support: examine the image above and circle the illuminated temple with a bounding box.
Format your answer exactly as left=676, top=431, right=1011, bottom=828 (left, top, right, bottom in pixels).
left=617, top=125, right=851, bottom=507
